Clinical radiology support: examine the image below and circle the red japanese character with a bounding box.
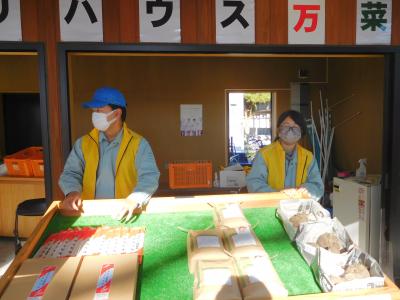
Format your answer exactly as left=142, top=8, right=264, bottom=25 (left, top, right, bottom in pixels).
left=293, top=4, right=320, bottom=33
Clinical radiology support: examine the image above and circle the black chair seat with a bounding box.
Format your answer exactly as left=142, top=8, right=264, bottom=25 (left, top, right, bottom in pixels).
left=16, top=198, right=47, bottom=216
left=14, top=198, right=47, bottom=254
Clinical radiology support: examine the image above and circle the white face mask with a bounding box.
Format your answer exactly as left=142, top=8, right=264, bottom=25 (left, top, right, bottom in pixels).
left=92, top=110, right=116, bottom=131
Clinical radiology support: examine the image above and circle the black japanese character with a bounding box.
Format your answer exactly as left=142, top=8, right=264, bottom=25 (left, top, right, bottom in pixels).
left=221, top=0, right=249, bottom=29
left=146, top=0, right=173, bottom=27
left=64, top=0, right=98, bottom=24
left=361, top=1, right=387, bottom=31
left=0, top=0, right=9, bottom=23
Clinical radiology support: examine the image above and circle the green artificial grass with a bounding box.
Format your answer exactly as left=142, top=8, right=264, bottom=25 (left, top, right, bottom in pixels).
left=33, top=207, right=321, bottom=299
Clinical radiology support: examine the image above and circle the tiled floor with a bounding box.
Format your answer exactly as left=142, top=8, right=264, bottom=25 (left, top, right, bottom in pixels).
left=0, top=238, right=15, bottom=277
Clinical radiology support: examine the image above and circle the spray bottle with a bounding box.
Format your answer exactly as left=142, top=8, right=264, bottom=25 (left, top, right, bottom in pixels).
left=356, top=158, right=367, bottom=178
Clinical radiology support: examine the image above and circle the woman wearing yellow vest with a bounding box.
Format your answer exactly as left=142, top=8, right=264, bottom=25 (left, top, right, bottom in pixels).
left=59, top=87, right=160, bottom=220
left=246, top=110, right=324, bottom=200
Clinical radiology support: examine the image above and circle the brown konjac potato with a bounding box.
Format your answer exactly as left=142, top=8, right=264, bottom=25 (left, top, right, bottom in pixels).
left=289, top=213, right=309, bottom=228
left=316, top=233, right=343, bottom=254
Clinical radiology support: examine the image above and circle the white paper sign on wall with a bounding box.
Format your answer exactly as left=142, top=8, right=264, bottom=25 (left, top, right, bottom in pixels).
left=288, top=0, right=325, bottom=44
left=59, top=0, right=103, bottom=42
left=139, top=0, right=181, bottom=43
left=0, top=0, right=22, bottom=41
left=356, top=0, right=392, bottom=45
left=216, top=0, right=255, bottom=44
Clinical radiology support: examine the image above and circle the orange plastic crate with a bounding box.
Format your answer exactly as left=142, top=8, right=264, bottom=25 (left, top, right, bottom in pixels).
left=4, top=147, right=44, bottom=177
left=168, top=161, right=212, bottom=189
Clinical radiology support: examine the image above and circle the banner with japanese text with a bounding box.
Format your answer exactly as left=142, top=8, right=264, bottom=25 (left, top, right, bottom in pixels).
left=59, top=0, right=103, bottom=41
left=139, top=0, right=181, bottom=43
left=288, top=0, right=325, bottom=44
left=216, top=0, right=255, bottom=44
left=356, top=0, right=392, bottom=44
left=0, top=0, right=21, bottom=41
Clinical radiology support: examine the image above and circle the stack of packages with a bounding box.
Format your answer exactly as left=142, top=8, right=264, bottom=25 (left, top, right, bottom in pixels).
left=34, top=226, right=145, bottom=260
left=189, top=203, right=288, bottom=300
left=2, top=226, right=144, bottom=300
left=277, top=200, right=385, bottom=292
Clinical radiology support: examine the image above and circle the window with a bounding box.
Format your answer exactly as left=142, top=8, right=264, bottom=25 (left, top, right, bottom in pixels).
left=228, top=91, right=273, bottom=165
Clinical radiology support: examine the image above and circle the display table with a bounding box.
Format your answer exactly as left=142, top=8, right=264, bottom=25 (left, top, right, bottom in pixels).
left=1, top=193, right=399, bottom=299
left=0, top=175, right=45, bottom=237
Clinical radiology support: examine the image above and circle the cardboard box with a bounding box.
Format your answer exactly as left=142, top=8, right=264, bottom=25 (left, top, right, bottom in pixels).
left=69, top=253, right=139, bottom=300
left=1, top=257, right=81, bottom=300
left=219, top=170, right=246, bottom=188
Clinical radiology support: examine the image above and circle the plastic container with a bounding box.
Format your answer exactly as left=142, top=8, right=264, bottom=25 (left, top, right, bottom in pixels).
left=4, top=147, right=44, bottom=177
left=168, top=161, right=212, bottom=189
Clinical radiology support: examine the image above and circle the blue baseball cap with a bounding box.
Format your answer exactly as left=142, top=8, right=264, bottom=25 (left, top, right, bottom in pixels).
left=82, top=87, right=127, bottom=108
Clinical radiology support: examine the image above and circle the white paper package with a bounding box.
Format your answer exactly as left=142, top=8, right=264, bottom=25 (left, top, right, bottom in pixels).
left=312, top=247, right=385, bottom=292
left=295, top=218, right=354, bottom=265
left=276, top=200, right=331, bottom=240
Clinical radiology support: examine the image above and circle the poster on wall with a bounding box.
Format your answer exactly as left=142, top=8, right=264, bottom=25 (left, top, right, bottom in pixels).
left=59, top=0, right=103, bottom=41
left=356, top=0, right=392, bottom=45
left=216, top=0, right=255, bottom=44
left=288, top=0, right=325, bottom=44
left=180, top=105, right=203, bottom=137
left=139, top=0, right=181, bottom=42
left=0, top=0, right=22, bottom=41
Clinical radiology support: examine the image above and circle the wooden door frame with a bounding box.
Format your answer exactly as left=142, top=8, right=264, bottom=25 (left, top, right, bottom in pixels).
left=58, top=43, right=400, bottom=284
left=0, top=42, right=52, bottom=206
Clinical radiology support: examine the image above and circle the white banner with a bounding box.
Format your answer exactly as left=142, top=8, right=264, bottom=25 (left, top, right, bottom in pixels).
left=0, top=0, right=21, bottom=41
left=216, top=0, right=255, bottom=44
left=288, top=0, right=325, bottom=44
left=356, top=0, right=392, bottom=45
left=139, top=0, right=180, bottom=43
left=59, top=0, right=103, bottom=42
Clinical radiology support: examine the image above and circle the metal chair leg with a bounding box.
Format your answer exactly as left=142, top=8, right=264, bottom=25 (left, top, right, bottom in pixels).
left=14, top=213, right=21, bottom=254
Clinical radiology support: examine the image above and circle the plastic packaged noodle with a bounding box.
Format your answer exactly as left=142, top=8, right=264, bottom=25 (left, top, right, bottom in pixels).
left=312, top=247, right=385, bottom=292
left=193, top=260, right=242, bottom=300
left=235, top=255, right=288, bottom=300
left=223, top=227, right=266, bottom=258
left=187, top=229, right=231, bottom=273
left=213, top=203, right=250, bottom=229
left=295, top=218, right=354, bottom=265
left=276, top=199, right=331, bottom=240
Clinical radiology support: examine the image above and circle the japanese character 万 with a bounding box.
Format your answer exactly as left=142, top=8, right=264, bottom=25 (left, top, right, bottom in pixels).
left=221, top=0, right=249, bottom=29
left=146, top=0, right=173, bottom=27
left=361, top=1, right=387, bottom=31
left=0, top=0, right=9, bottom=23
left=64, top=0, right=98, bottom=24
left=293, top=4, right=320, bottom=33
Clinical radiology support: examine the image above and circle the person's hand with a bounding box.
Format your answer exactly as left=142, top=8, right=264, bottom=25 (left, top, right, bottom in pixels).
left=297, top=187, right=311, bottom=198
left=281, top=188, right=311, bottom=199
left=114, top=199, right=141, bottom=221
left=281, top=188, right=299, bottom=199
left=61, top=191, right=83, bottom=211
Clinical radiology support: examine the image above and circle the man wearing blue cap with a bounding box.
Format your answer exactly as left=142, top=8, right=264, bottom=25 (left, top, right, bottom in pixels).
left=59, top=87, right=160, bottom=220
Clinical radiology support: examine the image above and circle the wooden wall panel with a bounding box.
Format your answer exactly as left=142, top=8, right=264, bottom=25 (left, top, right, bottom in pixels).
left=326, top=0, right=356, bottom=45
left=120, top=0, right=139, bottom=42
left=37, top=0, right=64, bottom=200
left=20, top=0, right=39, bottom=41
left=103, top=0, right=121, bottom=42
left=270, top=0, right=287, bottom=44
left=197, top=0, right=216, bottom=44
left=255, top=0, right=270, bottom=44
left=392, top=0, right=400, bottom=45
left=181, top=0, right=197, bottom=43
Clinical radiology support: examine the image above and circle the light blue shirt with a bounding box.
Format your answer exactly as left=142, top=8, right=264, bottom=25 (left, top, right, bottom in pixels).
left=59, top=129, right=160, bottom=206
left=246, top=148, right=324, bottom=200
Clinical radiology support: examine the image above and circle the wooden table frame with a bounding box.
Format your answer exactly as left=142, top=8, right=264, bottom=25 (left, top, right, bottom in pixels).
left=1, top=192, right=399, bottom=299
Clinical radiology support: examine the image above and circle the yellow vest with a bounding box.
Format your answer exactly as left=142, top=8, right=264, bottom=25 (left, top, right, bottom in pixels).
left=81, top=123, right=142, bottom=199
left=259, top=141, right=313, bottom=190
